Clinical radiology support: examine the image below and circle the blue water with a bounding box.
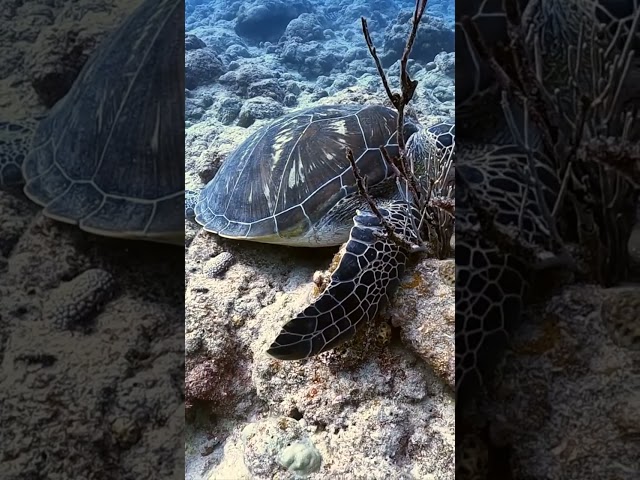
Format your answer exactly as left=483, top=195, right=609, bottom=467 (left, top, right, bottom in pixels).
left=184, top=0, right=454, bottom=129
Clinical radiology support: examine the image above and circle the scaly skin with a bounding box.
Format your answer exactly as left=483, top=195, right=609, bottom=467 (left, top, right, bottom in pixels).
left=267, top=201, right=422, bottom=360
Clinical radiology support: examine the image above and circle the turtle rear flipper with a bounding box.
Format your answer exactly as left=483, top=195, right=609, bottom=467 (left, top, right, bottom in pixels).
left=267, top=201, right=419, bottom=360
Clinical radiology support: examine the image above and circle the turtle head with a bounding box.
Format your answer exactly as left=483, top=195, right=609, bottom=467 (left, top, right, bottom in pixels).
left=405, top=120, right=455, bottom=194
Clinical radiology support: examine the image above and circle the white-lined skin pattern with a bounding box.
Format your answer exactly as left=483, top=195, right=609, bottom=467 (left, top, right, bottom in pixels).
left=267, top=201, right=423, bottom=359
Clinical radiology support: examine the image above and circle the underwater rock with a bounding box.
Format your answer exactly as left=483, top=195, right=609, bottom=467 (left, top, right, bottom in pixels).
left=283, top=93, right=297, bottom=107
left=390, top=258, right=455, bottom=390
left=216, top=96, right=243, bottom=125
left=434, top=51, right=455, bottom=76
left=185, top=33, right=206, bottom=51
left=432, top=84, right=454, bottom=103
left=185, top=94, right=214, bottom=122
left=0, top=193, right=34, bottom=258
left=191, top=25, right=247, bottom=53
left=277, top=440, right=322, bottom=476
left=204, top=252, right=235, bottom=278
left=327, top=73, right=358, bottom=95
left=314, top=75, right=333, bottom=89
left=325, top=0, right=394, bottom=28
left=23, top=0, right=144, bottom=109
left=235, top=0, right=312, bottom=43
left=218, top=63, right=279, bottom=97
left=469, top=285, right=640, bottom=478
left=186, top=0, right=239, bottom=26
left=279, top=39, right=339, bottom=78
left=185, top=47, right=225, bottom=89
left=345, top=58, right=378, bottom=78
left=311, top=89, right=329, bottom=100
left=382, top=10, right=454, bottom=67
left=411, top=66, right=455, bottom=116
left=264, top=42, right=278, bottom=54
left=247, top=78, right=285, bottom=102
left=238, top=96, right=284, bottom=127
left=343, top=47, right=369, bottom=63
left=281, top=13, right=324, bottom=42
left=285, top=81, right=301, bottom=95
left=43, top=268, right=116, bottom=331
left=240, top=417, right=314, bottom=478
left=185, top=97, right=205, bottom=122
left=225, top=43, right=251, bottom=58
left=28, top=24, right=103, bottom=108
left=357, top=73, right=384, bottom=93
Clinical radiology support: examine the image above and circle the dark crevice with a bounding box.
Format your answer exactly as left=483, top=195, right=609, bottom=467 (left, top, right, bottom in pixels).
left=288, top=407, right=304, bottom=421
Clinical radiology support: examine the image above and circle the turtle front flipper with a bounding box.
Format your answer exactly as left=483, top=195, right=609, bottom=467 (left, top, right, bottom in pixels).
left=0, top=120, right=36, bottom=188
left=185, top=189, right=200, bottom=222
left=267, top=201, right=421, bottom=360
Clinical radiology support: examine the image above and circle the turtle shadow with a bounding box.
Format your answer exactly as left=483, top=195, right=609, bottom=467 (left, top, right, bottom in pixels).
left=73, top=233, right=184, bottom=306
left=213, top=234, right=337, bottom=276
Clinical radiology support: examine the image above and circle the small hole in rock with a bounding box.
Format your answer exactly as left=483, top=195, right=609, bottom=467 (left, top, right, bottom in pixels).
left=289, top=407, right=304, bottom=420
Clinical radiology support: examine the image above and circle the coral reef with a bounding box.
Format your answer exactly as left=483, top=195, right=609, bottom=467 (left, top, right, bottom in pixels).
left=185, top=0, right=455, bottom=478
left=0, top=2, right=183, bottom=477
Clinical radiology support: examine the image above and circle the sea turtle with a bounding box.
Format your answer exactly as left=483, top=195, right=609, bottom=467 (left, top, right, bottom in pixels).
left=187, top=104, right=455, bottom=360
left=0, top=0, right=184, bottom=245
left=455, top=0, right=640, bottom=403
